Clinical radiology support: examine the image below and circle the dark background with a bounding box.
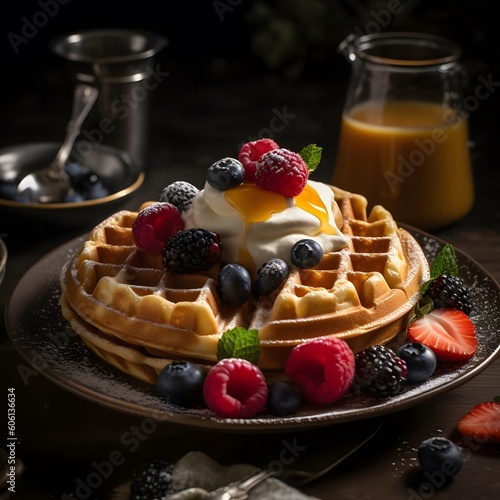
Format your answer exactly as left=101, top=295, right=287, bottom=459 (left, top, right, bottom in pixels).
left=1, top=4, right=500, bottom=499
left=1, top=0, right=499, bottom=171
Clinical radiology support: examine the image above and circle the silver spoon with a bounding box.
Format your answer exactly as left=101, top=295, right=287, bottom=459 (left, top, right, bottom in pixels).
left=17, top=84, right=98, bottom=203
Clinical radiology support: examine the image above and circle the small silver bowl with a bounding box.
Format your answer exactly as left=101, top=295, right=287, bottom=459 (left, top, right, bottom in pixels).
left=0, top=142, right=144, bottom=228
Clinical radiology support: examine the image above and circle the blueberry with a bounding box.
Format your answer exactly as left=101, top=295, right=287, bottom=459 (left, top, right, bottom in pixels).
left=156, top=361, right=206, bottom=407
left=267, top=381, right=301, bottom=416
left=85, top=181, right=109, bottom=200
left=418, top=437, right=463, bottom=477
left=65, top=162, right=91, bottom=184
left=207, top=157, right=245, bottom=191
left=64, top=192, right=85, bottom=203
left=290, top=239, right=323, bottom=269
left=217, top=263, right=251, bottom=306
left=254, top=258, right=289, bottom=296
left=396, top=342, right=437, bottom=384
left=0, top=180, right=28, bottom=202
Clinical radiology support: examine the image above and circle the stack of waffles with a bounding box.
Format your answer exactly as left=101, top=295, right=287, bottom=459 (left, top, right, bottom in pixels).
left=60, top=186, right=428, bottom=384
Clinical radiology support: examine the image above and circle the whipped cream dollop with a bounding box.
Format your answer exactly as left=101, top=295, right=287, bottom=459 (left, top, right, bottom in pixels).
left=182, top=180, right=348, bottom=273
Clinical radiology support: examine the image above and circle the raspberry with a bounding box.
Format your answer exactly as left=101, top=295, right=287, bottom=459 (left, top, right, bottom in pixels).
left=163, top=228, right=221, bottom=274
left=132, top=202, right=185, bottom=255
left=423, top=275, right=472, bottom=315
left=284, top=337, right=355, bottom=405
left=353, top=345, right=407, bottom=397
left=238, top=138, right=280, bottom=182
left=160, top=181, right=199, bottom=213
left=255, top=148, right=309, bottom=197
left=203, top=358, right=268, bottom=418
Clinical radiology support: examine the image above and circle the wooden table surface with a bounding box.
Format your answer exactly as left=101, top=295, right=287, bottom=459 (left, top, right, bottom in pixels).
left=1, top=77, right=499, bottom=500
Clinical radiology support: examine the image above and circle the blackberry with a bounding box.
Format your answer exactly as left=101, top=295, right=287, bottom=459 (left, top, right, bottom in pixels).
left=424, top=275, right=472, bottom=315
left=130, top=459, right=174, bottom=500
left=353, top=345, right=407, bottom=397
left=163, top=228, right=221, bottom=274
left=160, top=181, right=199, bottom=213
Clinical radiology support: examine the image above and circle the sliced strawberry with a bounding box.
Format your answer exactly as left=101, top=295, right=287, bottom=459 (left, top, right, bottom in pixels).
left=457, top=401, right=500, bottom=444
left=407, top=308, right=476, bottom=363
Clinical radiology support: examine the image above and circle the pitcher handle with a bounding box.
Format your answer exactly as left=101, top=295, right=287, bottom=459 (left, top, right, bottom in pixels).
left=338, top=33, right=358, bottom=61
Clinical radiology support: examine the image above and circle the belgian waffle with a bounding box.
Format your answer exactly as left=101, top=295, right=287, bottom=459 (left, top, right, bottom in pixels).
left=60, top=186, right=429, bottom=384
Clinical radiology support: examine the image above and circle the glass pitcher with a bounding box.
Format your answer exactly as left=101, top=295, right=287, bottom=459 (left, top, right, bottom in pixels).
left=332, top=32, right=474, bottom=230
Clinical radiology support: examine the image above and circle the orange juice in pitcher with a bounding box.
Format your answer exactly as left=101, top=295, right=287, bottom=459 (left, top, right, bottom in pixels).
left=333, top=33, right=474, bottom=230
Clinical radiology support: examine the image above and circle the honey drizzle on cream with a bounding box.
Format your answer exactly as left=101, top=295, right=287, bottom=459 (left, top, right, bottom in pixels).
left=224, top=182, right=336, bottom=271
left=225, top=182, right=335, bottom=233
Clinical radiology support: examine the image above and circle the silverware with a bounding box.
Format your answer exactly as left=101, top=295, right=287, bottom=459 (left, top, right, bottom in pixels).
left=198, top=419, right=382, bottom=499
left=16, top=84, right=98, bottom=203
left=203, top=469, right=276, bottom=499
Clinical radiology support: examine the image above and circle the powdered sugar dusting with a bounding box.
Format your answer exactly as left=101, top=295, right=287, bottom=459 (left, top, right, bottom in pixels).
left=7, top=231, right=500, bottom=430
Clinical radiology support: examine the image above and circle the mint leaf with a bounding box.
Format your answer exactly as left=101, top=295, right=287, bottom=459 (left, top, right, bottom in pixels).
left=430, top=244, right=459, bottom=279
left=299, top=144, right=323, bottom=173
left=217, top=327, right=261, bottom=364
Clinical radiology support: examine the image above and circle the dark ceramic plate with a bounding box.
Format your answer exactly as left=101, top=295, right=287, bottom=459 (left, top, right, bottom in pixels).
left=5, top=228, right=500, bottom=431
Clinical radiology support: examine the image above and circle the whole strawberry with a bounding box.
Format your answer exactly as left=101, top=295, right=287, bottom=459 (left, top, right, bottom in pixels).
left=255, top=148, right=309, bottom=197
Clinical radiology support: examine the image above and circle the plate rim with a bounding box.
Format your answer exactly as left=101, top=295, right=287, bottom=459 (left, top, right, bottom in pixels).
left=5, top=225, right=500, bottom=432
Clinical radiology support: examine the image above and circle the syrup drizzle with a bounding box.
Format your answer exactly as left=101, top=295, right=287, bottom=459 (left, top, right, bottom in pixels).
left=224, top=182, right=336, bottom=234
left=224, top=182, right=337, bottom=273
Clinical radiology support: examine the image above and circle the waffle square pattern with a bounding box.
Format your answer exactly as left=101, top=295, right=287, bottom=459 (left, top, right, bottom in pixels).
left=61, top=186, right=429, bottom=383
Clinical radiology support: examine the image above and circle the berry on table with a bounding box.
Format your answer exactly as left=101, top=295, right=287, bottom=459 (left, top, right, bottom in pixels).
left=395, top=342, right=437, bottom=384
left=203, top=358, right=268, bottom=418
left=407, top=308, right=477, bottom=363
left=423, top=275, right=472, bottom=315
left=353, top=345, right=407, bottom=397
left=267, top=380, right=302, bottom=416
left=417, top=437, right=463, bottom=476
left=284, top=337, right=355, bottom=405
left=254, top=258, right=289, bottom=296
left=160, top=180, right=199, bottom=213
left=238, top=138, right=279, bottom=182
left=132, top=202, right=185, bottom=255
left=457, top=401, right=500, bottom=444
left=217, top=263, right=252, bottom=306
left=206, top=157, right=245, bottom=191
left=156, top=361, right=206, bottom=407
left=130, top=459, right=174, bottom=500
left=290, top=239, right=323, bottom=269
left=255, top=148, right=309, bottom=197
left=163, top=228, right=222, bottom=274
